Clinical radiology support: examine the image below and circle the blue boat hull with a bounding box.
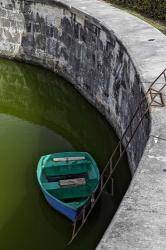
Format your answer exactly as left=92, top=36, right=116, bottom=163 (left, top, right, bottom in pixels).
left=43, top=189, right=77, bottom=221
left=37, top=152, right=100, bottom=221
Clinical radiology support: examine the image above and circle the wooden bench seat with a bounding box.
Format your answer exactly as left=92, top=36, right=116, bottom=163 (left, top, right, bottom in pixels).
left=43, top=163, right=90, bottom=177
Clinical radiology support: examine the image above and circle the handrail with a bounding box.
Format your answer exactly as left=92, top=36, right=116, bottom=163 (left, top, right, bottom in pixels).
left=68, top=68, right=166, bottom=245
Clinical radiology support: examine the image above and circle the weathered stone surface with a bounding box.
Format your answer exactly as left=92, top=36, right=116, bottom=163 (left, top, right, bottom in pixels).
left=0, top=0, right=166, bottom=249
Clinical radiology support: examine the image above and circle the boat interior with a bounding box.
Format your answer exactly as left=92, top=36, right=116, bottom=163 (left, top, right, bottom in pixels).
left=41, top=157, right=98, bottom=206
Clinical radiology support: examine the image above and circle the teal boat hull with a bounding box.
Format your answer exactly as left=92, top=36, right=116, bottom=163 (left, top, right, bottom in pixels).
left=37, top=152, right=100, bottom=221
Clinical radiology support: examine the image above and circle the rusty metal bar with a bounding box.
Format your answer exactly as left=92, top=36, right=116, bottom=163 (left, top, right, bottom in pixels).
left=148, top=69, right=166, bottom=106
left=71, top=220, right=77, bottom=240
left=91, top=192, right=95, bottom=206
left=100, top=175, right=103, bottom=190
left=110, top=178, right=114, bottom=196
left=110, top=159, right=113, bottom=174
left=119, top=142, right=122, bottom=157
left=164, top=71, right=166, bottom=82
left=150, top=93, right=164, bottom=107
left=67, top=68, right=166, bottom=245
left=116, top=68, right=166, bottom=148
left=82, top=207, right=85, bottom=223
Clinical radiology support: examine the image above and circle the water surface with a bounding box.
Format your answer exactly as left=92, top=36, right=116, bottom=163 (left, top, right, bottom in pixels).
left=0, top=59, right=131, bottom=250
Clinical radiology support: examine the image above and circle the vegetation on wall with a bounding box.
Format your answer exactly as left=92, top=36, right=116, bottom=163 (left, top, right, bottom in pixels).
left=106, top=0, right=166, bottom=21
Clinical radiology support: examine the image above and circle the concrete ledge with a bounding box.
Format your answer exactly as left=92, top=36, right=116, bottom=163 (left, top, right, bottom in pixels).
left=0, top=0, right=166, bottom=249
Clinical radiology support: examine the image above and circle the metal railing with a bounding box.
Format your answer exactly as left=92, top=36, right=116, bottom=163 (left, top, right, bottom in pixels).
left=68, top=68, right=166, bottom=245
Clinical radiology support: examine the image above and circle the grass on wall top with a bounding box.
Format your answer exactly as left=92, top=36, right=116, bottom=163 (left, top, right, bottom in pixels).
left=106, top=0, right=166, bottom=21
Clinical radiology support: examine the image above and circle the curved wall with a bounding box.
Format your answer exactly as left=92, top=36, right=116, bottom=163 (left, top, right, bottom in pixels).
left=0, top=0, right=150, bottom=174
left=1, top=0, right=166, bottom=249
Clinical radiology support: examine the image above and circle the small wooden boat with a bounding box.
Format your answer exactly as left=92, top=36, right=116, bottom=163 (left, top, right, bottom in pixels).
left=37, top=152, right=100, bottom=221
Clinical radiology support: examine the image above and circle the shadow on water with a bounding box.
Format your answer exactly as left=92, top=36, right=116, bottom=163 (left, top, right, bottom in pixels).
left=0, top=58, right=131, bottom=250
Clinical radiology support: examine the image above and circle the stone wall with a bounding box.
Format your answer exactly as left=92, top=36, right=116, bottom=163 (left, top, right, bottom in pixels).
left=0, top=0, right=150, bottom=174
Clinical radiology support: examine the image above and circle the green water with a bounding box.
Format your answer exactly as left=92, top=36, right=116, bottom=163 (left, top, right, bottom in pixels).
left=0, top=59, right=131, bottom=250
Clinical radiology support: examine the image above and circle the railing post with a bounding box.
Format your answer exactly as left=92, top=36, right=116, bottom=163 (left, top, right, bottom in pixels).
left=119, top=143, right=122, bottom=157
left=72, top=220, right=77, bottom=240
left=82, top=207, right=85, bottom=223
left=91, top=192, right=95, bottom=208
left=111, top=178, right=114, bottom=196
left=100, top=174, right=103, bottom=190
left=110, top=159, right=113, bottom=175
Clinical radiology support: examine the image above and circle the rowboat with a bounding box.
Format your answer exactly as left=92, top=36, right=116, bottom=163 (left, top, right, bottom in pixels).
left=37, top=152, right=100, bottom=221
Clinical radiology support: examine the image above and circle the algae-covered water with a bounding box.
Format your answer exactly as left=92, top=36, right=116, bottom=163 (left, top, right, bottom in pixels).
left=0, top=58, right=131, bottom=250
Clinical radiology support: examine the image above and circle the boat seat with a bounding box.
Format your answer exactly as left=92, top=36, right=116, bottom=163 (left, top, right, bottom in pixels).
left=46, top=172, right=88, bottom=182
left=46, top=159, right=90, bottom=168
left=48, top=179, right=98, bottom=200
left=59, top=177, right=86, bottom=187
left=43, top=163, right=91, bottom=177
